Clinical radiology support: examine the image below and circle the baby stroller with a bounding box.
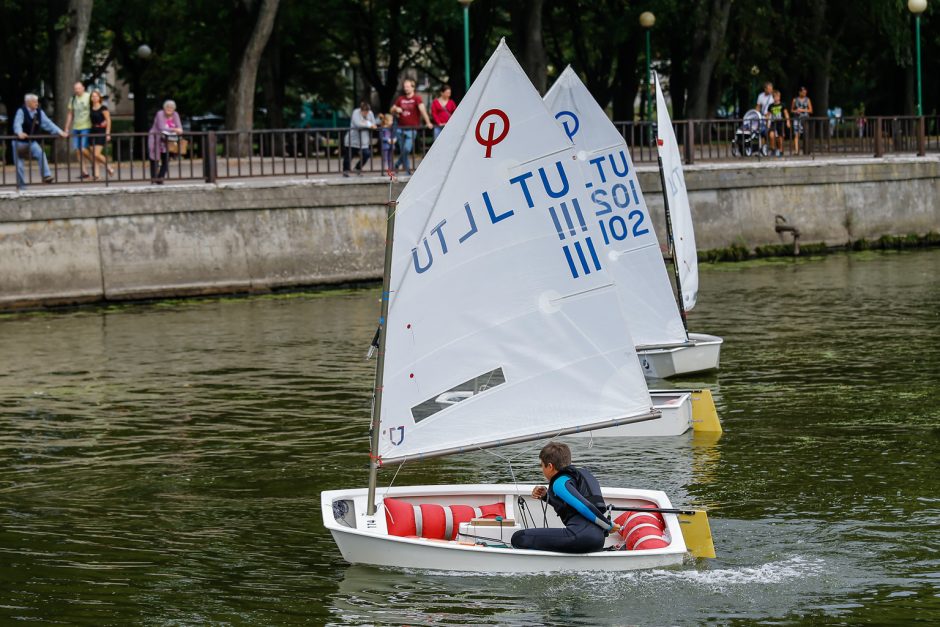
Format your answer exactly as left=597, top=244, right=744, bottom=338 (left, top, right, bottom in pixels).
left=731, top=109, right=769, bottom=157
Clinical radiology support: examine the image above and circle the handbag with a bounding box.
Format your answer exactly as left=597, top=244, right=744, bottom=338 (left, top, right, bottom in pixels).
left=15, top=142, right=32, bottom=159
left=167, top=137, right=189, bottom=156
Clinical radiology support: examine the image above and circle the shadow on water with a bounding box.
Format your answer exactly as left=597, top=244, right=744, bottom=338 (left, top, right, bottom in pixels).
left=0, top=249, right=938, bottom=624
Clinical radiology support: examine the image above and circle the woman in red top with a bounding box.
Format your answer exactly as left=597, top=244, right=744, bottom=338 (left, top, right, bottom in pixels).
left=430, top=84, right=457, bottom=140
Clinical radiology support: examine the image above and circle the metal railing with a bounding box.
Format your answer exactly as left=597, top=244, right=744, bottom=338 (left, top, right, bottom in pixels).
left=2, top=115, right=937, bottom=188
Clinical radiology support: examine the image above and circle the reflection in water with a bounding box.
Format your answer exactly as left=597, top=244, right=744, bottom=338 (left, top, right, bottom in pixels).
left=1, top=251, right=939, bottom=624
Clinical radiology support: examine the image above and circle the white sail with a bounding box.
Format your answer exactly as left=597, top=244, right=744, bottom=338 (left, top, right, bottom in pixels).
left=654, top=73, right=699, bottom=310
left=543, top=66, right=687, bottom=348
left=377, top=42, right=653, bottom=464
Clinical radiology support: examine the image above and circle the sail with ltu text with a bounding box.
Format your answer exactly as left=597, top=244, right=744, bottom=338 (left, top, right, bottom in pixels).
left=376, top=42, right=655, bottom=464
left=543, top=66, right=688, bottom=348
left=655, top=72, right=699, bottom=310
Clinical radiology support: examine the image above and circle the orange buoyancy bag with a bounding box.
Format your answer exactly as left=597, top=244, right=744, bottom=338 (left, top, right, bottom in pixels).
left=384, top=497, right=506, bottom=540
left=614, top=502, right=670, bottom=551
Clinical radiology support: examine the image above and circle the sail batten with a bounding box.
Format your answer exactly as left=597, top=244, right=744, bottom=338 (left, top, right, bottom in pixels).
left=377, top=44, right=653, bottom=462
left=543, top=66, right=688, bottom=348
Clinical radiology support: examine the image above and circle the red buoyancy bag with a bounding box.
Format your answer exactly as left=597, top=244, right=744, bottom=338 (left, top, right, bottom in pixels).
left=614, top=502, right=670, bottom=551
left=384, top=497, right=506, bottom=540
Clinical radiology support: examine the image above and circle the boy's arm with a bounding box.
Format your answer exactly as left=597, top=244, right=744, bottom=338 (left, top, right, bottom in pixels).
left=551, top=476, right=612, bottom=531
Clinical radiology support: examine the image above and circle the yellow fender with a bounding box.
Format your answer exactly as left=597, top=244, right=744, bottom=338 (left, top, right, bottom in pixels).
left=691, top=388, right=722, bottom=434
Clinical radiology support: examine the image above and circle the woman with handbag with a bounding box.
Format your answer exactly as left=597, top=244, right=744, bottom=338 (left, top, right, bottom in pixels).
left=147, top=100, right=183, bottom=184
left=88, top=89, right=115, bottom=180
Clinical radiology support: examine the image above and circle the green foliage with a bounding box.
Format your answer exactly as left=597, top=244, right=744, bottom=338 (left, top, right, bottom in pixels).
left=3, top=0, right=937, bottom=130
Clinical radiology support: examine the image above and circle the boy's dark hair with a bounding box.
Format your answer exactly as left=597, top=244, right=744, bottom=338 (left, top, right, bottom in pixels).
left=539, top=442, right=571, bottom=470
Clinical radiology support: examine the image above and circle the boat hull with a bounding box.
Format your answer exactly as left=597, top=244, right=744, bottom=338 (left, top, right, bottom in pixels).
left=637, top=332, right=723, bottom=379
left=322, top=484, right=688, bottom=573
left=570, top=391, right=692, bottom=437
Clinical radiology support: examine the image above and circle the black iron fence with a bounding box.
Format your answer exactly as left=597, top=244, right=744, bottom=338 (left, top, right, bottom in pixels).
left=2, top=115, right=937, bottom=189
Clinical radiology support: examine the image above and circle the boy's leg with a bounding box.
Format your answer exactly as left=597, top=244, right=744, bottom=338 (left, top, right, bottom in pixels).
left=511, top=521, right=605, bottom=553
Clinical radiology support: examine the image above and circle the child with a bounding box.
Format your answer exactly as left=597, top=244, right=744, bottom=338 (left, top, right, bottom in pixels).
left=379, top=113, right=397, bottom=173
left=767, top=90, right=790, bottom=157
left=510, top=441, right=619, bottom=553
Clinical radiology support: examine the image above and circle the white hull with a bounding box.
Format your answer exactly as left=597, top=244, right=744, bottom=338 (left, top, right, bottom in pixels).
left=322, top=484, right=688, bottom=573
left=570, top=391, right=692, bottom=437
left=637, top=332, right=723, bottom=379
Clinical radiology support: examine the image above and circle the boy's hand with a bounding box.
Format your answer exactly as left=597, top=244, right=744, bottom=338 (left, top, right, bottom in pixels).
left=531, top=485, right=547, bottom=500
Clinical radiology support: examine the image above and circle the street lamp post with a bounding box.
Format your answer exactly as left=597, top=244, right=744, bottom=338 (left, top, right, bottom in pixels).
left=639, top=11, right=656, bottom=126
left=459, top=0, right=474, bottom=94
left=909, top=0, right=927, bottom=116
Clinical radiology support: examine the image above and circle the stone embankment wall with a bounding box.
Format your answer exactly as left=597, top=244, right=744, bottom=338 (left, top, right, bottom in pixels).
left=0, top=156, right=937, bottom=310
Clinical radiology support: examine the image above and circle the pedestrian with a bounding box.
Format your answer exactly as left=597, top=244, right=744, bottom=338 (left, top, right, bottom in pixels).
left=379, top=113, right=397, bottom=173
left=391, top=78, right=433, bottom=175
left=11, top=93, right=69, bottom=190
left=88, top=89, right=115, bottom=180
left=790, top=86, right=813, bottom=154
left=63, top=81, right=93, bottom=179
left=766, top=90, right=791, bottom=157
left=756, top=81, right=774, bottom=116
left=147, top=100, right=183, bottom=184
left=342, top=101, right=376, bottom=177
left=430, top=84, right=457, bottom=140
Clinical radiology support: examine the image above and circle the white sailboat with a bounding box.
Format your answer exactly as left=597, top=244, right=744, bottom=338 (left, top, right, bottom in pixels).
left=321, top=42, right=714, bottom=573
left=543, top=67, right=721, bottom=379
left=650, top=72, right=724, bottom=377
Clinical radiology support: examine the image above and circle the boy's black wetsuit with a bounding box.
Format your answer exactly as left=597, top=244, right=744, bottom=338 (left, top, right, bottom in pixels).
left=511, top=466, right=612, bottom=553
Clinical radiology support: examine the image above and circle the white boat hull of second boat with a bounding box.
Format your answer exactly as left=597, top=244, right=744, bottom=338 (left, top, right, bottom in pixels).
left=570, top=391, right=691, bottom=437
left=322, top=484, right=688, bottom=573
left=637, top=333, right=723, bottom=379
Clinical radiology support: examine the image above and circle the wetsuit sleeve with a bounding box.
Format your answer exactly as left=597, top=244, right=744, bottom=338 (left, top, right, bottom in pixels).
left=551, top=476, right=612, bottom=531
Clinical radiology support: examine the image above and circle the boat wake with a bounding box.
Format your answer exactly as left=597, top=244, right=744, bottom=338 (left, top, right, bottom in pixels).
left=642, top=555, right=826, bottom=589
left=394, top=555, right=825, bottom=589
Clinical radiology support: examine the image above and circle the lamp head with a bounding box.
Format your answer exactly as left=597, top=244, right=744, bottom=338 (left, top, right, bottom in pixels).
left=639, top=11, right=656, bottom=28
left=908, top=0, right=927, bottom=15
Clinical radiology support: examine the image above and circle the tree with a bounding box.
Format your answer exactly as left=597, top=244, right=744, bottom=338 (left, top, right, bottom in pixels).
left=226, top=0, right=281, bottom=155
left=511, top=0, right=548, bottom=93
left=52, top=0, right=93, bottom=123
left=685, top=0, right=732, bottom=119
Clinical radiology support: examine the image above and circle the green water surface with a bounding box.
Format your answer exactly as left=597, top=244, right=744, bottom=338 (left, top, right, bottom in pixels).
left=1, top=249, right=938, bottom=625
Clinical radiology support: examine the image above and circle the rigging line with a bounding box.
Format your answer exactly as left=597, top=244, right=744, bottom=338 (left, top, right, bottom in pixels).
left=381, top=460, right=407, bottom=502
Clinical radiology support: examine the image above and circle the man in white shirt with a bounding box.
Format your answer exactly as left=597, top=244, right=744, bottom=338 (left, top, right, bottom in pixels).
left=756, top=82, right=775, bottom=115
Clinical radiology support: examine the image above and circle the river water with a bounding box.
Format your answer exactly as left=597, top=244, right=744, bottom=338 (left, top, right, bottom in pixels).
left=1, top=249, right=938, bottom=625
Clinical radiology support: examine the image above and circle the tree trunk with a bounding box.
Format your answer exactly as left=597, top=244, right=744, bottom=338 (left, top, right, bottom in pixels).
left=807, top=0, right=831, bottom=118
left=685, top=0, right=732, bottom=119
left=512, top=0, right=547, bottom=94
left=225, top=0, right=281, bottom=157
left=52, top=0, right=93, bottom=159
left=611, top=39, right=641, bottom=122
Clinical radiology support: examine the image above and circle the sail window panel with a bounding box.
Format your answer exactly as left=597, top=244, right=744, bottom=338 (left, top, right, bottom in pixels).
left=411, top=368, right=507, bottom=422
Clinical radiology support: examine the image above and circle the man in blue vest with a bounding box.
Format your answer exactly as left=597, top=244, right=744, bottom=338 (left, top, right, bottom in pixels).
left=511, top=441, right=621, bottom=553
left=12, top=93, right=68, bottom=190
